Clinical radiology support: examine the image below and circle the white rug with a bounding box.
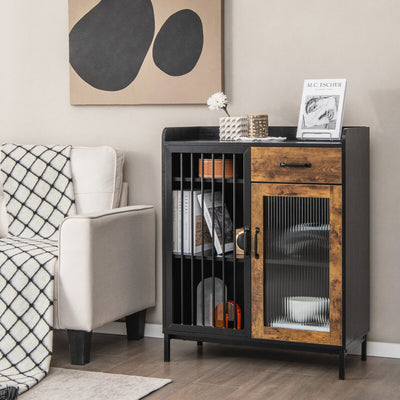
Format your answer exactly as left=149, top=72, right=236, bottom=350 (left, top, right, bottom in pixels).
left=20, top=368, right=171, bottom=399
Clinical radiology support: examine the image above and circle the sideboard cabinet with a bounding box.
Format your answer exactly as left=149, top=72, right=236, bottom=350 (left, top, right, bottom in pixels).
left=162, top=126, right=369, bottom=379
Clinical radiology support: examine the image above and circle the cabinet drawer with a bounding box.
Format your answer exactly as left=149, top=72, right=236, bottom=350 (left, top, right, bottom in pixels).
left=251, top=147, right=342, bottom=184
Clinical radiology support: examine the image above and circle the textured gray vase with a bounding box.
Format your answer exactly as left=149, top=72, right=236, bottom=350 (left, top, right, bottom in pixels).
left=197, top=277, right=227, bottom=326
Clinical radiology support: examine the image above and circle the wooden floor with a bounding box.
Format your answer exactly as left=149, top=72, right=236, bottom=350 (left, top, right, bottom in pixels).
left=52, top=331, right=400, bottom=399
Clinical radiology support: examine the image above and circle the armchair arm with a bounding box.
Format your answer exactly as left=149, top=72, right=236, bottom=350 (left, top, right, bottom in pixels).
left=55, top=205, right=155, bottom=331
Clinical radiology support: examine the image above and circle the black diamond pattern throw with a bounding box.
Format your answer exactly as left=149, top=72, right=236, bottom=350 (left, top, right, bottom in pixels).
left=0, top=145, right=76, bottom=396
left=0, top=144, right=76, bottom=240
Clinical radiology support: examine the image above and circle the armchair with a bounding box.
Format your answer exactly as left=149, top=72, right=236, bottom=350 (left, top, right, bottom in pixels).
left=0, top=146, right=155, bottom=365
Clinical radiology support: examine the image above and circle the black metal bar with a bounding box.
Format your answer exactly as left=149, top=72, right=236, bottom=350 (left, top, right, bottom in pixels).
left=339, top=350, right=345, bottom=380
left=201, top=154, right=205, bottom=326
left=180, top=153, right=184, bottom=325
left=233, top=154, right=237, bottom=329
left=165, top=328, right=342, bottom=353
left=212, top=153, right=215, bottom=327
left=280, top=162, right=311, bottom=168
left=164, top=334, right=171, bottom=362
left=361, top=335, right=367, bottom=361
left=190, top=153, right=194, bottom=326
left=282, top=196, right=286, bottom=324
left=222, top=154, right=226, bottom=328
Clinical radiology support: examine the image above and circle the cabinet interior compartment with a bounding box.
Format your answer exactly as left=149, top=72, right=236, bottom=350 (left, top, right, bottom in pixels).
left=170, top=151, right=245, bottom=330
left=263, top=195, right=330, bottom=332
left=171, top=257, right=245, bottom=329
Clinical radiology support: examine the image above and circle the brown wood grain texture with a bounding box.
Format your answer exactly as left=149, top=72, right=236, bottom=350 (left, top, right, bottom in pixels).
left=251, top=183, right=266, bottom=339
left=251, top=147, right=342, bottom=184
left=328, top=185, right=343, bottom=346
left=251, top=183, right=343, bottom=346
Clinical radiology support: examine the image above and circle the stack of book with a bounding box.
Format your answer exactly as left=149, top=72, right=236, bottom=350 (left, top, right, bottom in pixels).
left=173, top=190, right=234, bottom=254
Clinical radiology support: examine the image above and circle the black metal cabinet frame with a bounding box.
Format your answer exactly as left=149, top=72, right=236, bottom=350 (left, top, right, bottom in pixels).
left=162, top=126, right=370, bottom=379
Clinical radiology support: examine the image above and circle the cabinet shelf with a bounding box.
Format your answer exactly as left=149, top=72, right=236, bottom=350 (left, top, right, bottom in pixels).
left=173, top=251, right=245, bottom=262
left=264, top=258, right=329, bottom=268
left=270, top=319, right=330, bottom=332
left=172, top=177, right=244, bottom=184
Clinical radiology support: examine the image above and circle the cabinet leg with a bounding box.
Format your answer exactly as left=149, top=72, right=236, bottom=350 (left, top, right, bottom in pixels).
left=164, top=334, right=171, bottom=362
left=339, top=350, right=345, bottom=380
left=361, top=335, right=367, bottom=361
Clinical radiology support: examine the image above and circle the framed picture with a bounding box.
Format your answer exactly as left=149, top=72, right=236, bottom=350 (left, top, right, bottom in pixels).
left=68, top=0, right=224, bottom=105
left=296, top=79, right=347, bottom=140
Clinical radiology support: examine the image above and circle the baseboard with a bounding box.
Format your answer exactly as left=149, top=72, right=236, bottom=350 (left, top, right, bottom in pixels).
left=94, top=323, right=400, bottom=359
left=94, top=322, right=163, bottom=338
left=349, top=341, right=400, bottom=359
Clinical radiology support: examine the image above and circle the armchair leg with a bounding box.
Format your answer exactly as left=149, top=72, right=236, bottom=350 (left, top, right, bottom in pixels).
left=126, top=310, right=146, bottom=340
left=68, top=330, right=92, bottom=365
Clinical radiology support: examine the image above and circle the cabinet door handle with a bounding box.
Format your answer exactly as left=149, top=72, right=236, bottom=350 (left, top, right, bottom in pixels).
left=280, top=162, right=312, bottom=168
left=254, top=227, right=260, bottom=259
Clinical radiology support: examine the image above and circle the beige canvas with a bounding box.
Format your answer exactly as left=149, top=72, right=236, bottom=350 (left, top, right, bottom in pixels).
left=68, top=0, right=223, bottom=105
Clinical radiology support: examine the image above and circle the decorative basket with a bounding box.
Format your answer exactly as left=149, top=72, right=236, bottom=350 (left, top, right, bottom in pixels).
left=247, top=114, right=269, bottom=138
left=198, top=158, right=233, bottom=178
left=219, top=117, right=248, bottom=141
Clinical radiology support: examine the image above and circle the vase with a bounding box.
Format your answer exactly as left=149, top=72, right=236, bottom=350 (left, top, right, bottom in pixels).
left=219, top=116, right=248, bottom=141
left=196, top=277, right=227, bottom=326
left=247, top=114, right=269, bottom=138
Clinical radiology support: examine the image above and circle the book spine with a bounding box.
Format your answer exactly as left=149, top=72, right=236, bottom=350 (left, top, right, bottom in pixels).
left=172, top=191, right=177, bottom=252
left=183, top=191, right=190, bottom=253
left=177, top=191, right=182, bottom=252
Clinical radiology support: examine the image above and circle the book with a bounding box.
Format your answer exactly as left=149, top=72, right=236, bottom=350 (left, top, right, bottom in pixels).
left=173, top=190, right=212, bottom=253
left=192, top=191, right=212, bottom=253
left=296, top=79, right=347, bottom=140
left=197, top=191, right=234, bottom=254
left=172, top=190, right=181, bottom=252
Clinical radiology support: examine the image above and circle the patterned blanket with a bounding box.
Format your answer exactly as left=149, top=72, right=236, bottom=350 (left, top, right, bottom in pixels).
left=0, top=145, right=76, bottom=398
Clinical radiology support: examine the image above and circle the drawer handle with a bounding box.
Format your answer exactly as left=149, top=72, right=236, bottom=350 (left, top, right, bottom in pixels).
left=280, top=162, right=312, bottom=168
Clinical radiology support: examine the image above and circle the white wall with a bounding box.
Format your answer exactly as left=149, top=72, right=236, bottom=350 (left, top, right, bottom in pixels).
left=1, top=0, right=399, bottom=343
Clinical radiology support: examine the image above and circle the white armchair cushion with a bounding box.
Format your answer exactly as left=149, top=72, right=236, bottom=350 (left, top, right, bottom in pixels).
left=71, top=146, right=124, bottom=213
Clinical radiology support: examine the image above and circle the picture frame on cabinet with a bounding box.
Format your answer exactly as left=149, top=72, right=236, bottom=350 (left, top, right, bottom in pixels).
left=296, top=79, right=347, bottom=140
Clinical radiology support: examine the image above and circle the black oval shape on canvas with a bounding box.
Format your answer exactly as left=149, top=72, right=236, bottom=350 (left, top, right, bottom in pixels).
left=153, top=9, right=203, bottom=76
left=69, top=0, right=155, bottom=91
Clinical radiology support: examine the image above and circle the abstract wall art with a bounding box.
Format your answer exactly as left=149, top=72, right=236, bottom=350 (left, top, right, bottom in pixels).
left=68, top=0, right=224, bottom=105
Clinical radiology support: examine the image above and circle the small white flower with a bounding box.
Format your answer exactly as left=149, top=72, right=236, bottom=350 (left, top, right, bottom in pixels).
left=207, top=92, right=230, bottom=116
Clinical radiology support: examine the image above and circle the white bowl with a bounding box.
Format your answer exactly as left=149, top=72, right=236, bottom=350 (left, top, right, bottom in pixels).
left=286, top=296, right=329, bottom=323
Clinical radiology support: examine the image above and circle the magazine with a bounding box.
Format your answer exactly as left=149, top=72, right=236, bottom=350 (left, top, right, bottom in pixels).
left=197, top=191, right=234, bottom=254
left=296, top=79, right=347, bottom=140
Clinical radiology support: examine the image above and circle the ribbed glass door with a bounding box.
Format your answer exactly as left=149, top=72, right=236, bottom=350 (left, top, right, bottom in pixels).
left=263, top=196, right=330, bottom=331
left=251, top=184, right=342, bottom=346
